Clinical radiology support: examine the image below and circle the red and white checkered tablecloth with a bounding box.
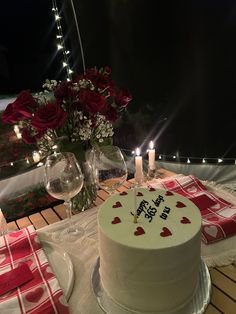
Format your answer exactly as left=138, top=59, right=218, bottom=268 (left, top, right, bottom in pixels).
left=151, top=175, right=236, bottom=244
left=0, top=225, right=70, bottom=313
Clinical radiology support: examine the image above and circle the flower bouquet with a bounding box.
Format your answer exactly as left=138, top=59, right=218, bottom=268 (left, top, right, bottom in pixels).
left=2, top=66, right=132, bottom=211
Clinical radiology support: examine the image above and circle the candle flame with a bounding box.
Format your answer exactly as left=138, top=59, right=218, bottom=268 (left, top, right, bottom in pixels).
left=149, top=141, right=154, bottom=149
left=135, top=147, right=140, bottom=156
left=14, top=125, right=19, bottom=133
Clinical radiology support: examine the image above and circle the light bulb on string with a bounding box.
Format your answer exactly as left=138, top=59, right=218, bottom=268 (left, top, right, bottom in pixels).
left=202, top=158, right=206, bottom=164
left=63, top=62, right=68, bottom=67
left=159, top=155, right=162, bottom=159
left=218, top=158, right=223, bottom=163
left=187, top=158, right=191, bottom=164
left=57, top=44, right=63, bottom=50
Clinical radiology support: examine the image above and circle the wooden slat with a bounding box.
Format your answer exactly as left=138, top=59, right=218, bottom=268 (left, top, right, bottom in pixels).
left=94, top=196, right=104, bottom=206
left=41, top=208, right=61, bottom=225
left=210, top=268, right=236, bottom=301
left=7, top=221, right=19, bottom=232
left=116, top=185, right=128, bottom=193
left=211, top=285, right=236, bottom=314
left=205, top=304, right=222, bottom=314
left=216, top=265, right=236, bottom=282
left=28, top=212, right=48, bottom=230
left=16, top=217, right=32, bottom=229
left=53, top=203, right=67, bottom=220
left=123, top=180, right=133, bottom=189
left=97, top=189, right=110, bottom=201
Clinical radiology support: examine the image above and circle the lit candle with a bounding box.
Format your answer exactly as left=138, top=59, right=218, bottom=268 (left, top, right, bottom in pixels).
left=32, top=151, right=40, bottom=163
left=148, top=141, right=156, bottom=170
left=135, top=147, right=143, bottom=184
left=16, top=132, right=22, bottom=139
left=14, top=125, right=20, bottom=134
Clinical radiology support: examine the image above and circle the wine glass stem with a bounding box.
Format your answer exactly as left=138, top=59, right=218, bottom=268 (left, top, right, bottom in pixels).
left=64, top=199, right=73, bottom=231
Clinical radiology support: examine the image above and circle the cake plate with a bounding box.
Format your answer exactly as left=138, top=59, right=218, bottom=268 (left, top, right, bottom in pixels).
left=91, top=257, right=211, bottom=314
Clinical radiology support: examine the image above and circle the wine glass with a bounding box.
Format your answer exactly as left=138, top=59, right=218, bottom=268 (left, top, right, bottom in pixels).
left=94, top=146, right=128, bottom=195
left=44, top=152, right=84, bottom=240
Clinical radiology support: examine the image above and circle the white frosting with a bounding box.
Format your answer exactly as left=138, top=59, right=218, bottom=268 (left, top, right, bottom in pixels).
left=98, top=188, right=202, bottom=313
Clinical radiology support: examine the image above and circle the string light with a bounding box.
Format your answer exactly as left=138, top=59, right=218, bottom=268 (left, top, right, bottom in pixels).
left=52, top=0, right=72, bottom=80
left=156, top=154, right=236, bottom=165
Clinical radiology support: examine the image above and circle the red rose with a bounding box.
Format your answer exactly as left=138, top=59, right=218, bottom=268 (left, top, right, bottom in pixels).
left=100, top=103, right=118, bottom=122
left=76, top=67, right=113, bottom=91
left=1, top=90, right=37, bottom=124
left=115, top=89, right=132, bottom=108
left=54, top=81, right=76, bottom=100
left=1, top=103, right=21, bottom=124
left=105, top=107, right=118, bottom=122
left=31, top=102, right=67, bottom=131
left=79, top=89, right=105, bottom=113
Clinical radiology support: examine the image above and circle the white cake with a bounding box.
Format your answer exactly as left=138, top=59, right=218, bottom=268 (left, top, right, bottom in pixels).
left=97, top=187, right=202, bottom=313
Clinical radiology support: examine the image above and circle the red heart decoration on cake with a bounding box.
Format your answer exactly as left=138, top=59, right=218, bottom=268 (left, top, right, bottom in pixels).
left=112, top=217, right=121, bottom=224
left=160, top=227, right=172, bottom=237
left=165, top=191, right=173, bottom=196
left=25, top=287, right=44, bottom=303
left=180, top=216, right=191, bottom=224
left=120, top=191, right=127, bottom=196
left=112, top=201, right=122, bottom=208
left=176, top=201, right=186, bottom=208
left=137, top=192, right=143, bottom=196
left=134, top=227, right=145, bottom=236
left=149, top=187, right=156, bottom=192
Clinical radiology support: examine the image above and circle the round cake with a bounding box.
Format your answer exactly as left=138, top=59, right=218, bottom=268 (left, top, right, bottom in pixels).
left=97, top=187, right=202, bottom=313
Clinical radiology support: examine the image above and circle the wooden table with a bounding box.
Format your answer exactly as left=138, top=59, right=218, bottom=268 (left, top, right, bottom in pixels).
left=7, top=170, right=236, bottom=314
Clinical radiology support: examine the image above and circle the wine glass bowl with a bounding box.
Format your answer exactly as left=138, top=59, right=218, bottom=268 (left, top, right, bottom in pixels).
left=44, top=152, right=84, bottom=239
left=94, top=146, right=128, bottom=194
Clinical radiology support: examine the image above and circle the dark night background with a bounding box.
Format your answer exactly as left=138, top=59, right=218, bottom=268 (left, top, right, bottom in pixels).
left=0, top=0, right=236, bottom=159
